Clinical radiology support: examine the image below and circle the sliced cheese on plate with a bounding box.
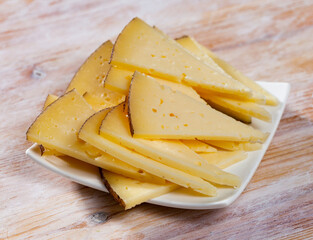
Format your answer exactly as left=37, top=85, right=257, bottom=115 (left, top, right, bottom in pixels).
left=128, top=72, right=267, bottom=142
left=111, top=18, right=252, bottom=97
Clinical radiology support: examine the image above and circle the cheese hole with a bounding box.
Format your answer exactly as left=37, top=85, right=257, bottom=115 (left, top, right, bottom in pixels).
left=184, top=124, right=188, bottom=127
left=161, top=55, right=166, bottom=58
left=152, top=108, right=157, bottom=113
left=151, top=54, right=156, bottom=57
left=169, top=113, right=175, bottom=117
left=160, top=99, right=163, bottom=105
left=125, top=187, right=128, bottom=190
left=161, top=125, right=165, bottom=129
left=162, top=114, right=165, bottom=117
left=138, top=169, right=144, bottom=173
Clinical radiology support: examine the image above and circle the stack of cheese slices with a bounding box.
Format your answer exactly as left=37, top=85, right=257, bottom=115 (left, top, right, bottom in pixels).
left=26, top=18, right=278, bottom=210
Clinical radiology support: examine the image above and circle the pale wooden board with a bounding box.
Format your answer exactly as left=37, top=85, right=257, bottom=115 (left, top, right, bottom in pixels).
left=0, top=0, right=313, bottom=239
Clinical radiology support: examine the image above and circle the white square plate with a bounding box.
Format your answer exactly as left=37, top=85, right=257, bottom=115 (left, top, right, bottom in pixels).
left=26, top=81, right=290, bottom=209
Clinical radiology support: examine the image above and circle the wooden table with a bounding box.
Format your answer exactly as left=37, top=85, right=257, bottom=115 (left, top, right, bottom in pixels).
left=1, top=0, right=312, bottom=239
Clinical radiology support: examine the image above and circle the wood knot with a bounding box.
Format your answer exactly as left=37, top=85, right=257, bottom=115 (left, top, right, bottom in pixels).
left=31, top=67, right=46, bottom=80
left=89, top=212, right=109, bottom=224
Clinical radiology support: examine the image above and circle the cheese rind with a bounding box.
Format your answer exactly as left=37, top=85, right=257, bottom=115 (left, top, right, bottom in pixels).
left=100, top=105, right=240, bottom=187
left=111, top=18, right=252, bottom=97
left=128, top=72, right=267, bottom=142
left=101, top=170, right=178, bottom=210
left=27, top=90, right=162, bottom=183
left=79, top=110, right=218, bottom=196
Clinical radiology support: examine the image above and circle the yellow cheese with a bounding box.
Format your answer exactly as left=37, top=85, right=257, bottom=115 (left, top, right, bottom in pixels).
left=78, top=110, right=219, bottom=196
left=66, top=40, right=113, bottom=95
left=204, top=140, right=263, bottom=151
left=100, top=104, right=240, bottom=187
left=200, top=151, right=247, bottom=169
left=204, top=95, right=271, bottom=122
left=181, top=140, right=217, bottom=153
left=65, top=40, right=125, bottom=109
left=176, top=36, right=272, bottom=122
left=43, top=94, right=58, bottom=110
left=83, top=92, right=125, bottom=111
left=203, top=140, right=241, bottom=151
left=203, top=98, right=252, bottom=123
left=101, top=170, right=178, bottom=210
left=104, top=66, right=133, bottom=95
left=104, top=66, right=205, bottom=103
left=128, top=72, right=267, bottom=142
left=27, top=90, right=162, bottom=183
left=111, top=18, right=252, bottom=97
left=179, top=36, right=278, bottom=105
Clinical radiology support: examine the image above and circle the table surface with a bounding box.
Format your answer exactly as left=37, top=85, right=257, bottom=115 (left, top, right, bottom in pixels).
left=1, top=0, right=312, bottom=239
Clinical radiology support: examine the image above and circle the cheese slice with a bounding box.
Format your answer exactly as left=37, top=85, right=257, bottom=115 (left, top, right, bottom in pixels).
left=178, top=36, right=278, bottom=105
left=128, top=72, right=267, bottom=142
left=78, top=110, right=218, bottom=196
left=204, top=140, right=263, bottom=151
left=101, top=170, right=178, bottom=210
left=27, top=90, right=162, bottom=183
left=43, top=94, right=58, bottom=110
left=100, top=104, right=240, bottom=187
left=65, top=40, right=125, bottom=109
left=181, top=140, right=217, bottom=153
left=203, top=95, right=271, bottom=122
left=66, top=40, right=113, bottom=94
left=105, top=66, right=205, bottom=103
left=200, top=151, right=247, bottom=169
left=202, top=98, right=252, bottom=123
left=83, top=92, right=125, bottom=111
left=111, top=18, right=252, bottom=97
left=203, top=140, right=241, bottom=151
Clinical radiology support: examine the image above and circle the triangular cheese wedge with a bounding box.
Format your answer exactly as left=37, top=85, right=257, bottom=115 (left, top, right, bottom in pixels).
left=27, top=90, right=162, bottom=183
left=128, top=72, right=267, bottom=142
left=66, top=40, right=125, bottom=108
left=101, top=170, right=179, bottom=210
left=177, top=36, right=278, bottom=105
left=111, top=18, right=251, bottom=97
left=78, top=110, right=218, bottom=196
left=100, top=104, right=240, bottom=187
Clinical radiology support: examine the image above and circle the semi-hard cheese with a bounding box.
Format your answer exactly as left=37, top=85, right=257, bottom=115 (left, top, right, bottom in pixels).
left=202, top=98, right=252, bottom=123
left=181, top=140, right=217, bottom=153
left=204, top=95, right=271, bottom=122
left=204, top=140, right=262, bottom=151
left=78, top=110, right=218, bottom=196
left=199, top=151, right=247, bottom=169
left=43, top=94, right=58, bottom=110
left=179, top=36, right=278, bottom=106
left=83, top=92, right=125, bottom=111
left=128, top=72, right=267, bottom=142
left=111, top=18, right=252, bottom=97
left=104, top=66, right=205, bottom=103
left=101, top=170, right=179, bottom=210
left=65, top=40, right=125, bottom=109
left=27, top=90, right=162, bottom=183
left=100, top=104, right=240, bottom=187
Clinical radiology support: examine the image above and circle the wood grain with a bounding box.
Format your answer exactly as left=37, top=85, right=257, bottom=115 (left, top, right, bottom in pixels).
left=0, top=0, right=312, bottom=239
